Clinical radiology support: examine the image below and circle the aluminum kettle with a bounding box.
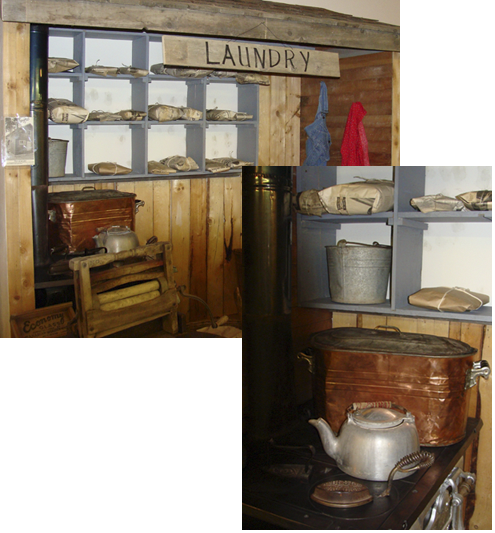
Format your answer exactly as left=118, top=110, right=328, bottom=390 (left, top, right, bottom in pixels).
left=93, top=225, right=139, bottom=254
left=309, top=402, right=420, bottom=481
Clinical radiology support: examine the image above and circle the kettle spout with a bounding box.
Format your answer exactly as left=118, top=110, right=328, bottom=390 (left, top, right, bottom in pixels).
left=309, top=418, right=338, bottom=459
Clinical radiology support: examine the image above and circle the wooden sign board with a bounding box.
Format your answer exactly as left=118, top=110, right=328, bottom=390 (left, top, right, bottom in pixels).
left=162, top=36, right=340, bottom=78
left=11, top=302, right=76, bottom=338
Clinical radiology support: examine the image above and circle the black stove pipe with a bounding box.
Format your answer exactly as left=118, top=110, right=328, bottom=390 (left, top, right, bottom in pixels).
left=30, top=24, right=50, bottom=269
left=242, top=166, right=298, bottom=448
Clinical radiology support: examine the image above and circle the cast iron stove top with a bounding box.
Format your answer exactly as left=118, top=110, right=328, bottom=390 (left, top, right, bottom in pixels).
left=242, top=417, right=482, bottom=530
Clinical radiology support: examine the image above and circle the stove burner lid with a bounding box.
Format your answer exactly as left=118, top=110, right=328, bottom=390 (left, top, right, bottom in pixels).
left=310, top=480, right=373, bottom=508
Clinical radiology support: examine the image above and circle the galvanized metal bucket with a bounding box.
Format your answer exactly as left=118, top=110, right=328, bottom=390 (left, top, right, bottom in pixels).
left=48, top=138, right=69, bottom=178
left=326, top=240, right=391, bottom=304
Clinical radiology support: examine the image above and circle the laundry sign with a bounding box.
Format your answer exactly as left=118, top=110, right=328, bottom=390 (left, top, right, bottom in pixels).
left=162, top=36, right=340, bottom=77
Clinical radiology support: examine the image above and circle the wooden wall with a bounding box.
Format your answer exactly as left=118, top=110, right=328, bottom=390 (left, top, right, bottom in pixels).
left=0, top=22, right=301, bottom=337
left=258, top=75, right=301, bottom=166
left=0, top=22, right=35, bottom=337
left=300, top=52, right=395, bottom=166
left=48, top=178, right=242, bottom=323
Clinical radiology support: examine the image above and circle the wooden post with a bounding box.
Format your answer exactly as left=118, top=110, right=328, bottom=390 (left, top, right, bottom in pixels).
left=0, top=21, right=34, bottom=337
left=392, top=52, right=400, bottom=165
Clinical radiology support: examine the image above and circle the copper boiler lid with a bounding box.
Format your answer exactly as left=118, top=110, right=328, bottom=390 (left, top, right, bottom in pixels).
left=310, top=327, right=477, bottom=358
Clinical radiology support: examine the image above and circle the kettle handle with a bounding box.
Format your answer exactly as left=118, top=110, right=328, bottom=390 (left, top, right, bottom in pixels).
left=348, top=401, right=403, bottom=413
left=378, top=451, right=435, bottom=498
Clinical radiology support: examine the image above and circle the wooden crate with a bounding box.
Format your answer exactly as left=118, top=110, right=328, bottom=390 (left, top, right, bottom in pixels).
left=11, top=302, right=76, bottom=338
left=69, top=242, right=179, bottom=338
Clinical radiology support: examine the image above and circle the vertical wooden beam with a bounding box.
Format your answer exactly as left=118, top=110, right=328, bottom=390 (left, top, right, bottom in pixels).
left=257, top=82, right=271, bottom=165
left=258, top=75, right=301, bottom=166
left=391, top=51, right=400, bottom=165
left=285, top=76, right=301, bottom=165
left=269, top=75, right=286, bottom=165
left=0, top=22, right=34, bottom=335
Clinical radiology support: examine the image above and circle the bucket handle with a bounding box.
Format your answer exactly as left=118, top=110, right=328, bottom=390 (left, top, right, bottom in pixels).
left=337, top=239, right=390, bottom=248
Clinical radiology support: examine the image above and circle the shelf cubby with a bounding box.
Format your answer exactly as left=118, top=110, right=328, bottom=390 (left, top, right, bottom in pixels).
left=296, top=166, right=492, bottom=324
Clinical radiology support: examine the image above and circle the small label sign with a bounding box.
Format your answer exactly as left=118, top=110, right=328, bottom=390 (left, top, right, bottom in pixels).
left=162, top=36, right=340, bottom=77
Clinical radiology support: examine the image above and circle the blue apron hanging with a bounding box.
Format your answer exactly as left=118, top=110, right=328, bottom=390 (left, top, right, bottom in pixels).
left=303, top=81, right=331, bottom=166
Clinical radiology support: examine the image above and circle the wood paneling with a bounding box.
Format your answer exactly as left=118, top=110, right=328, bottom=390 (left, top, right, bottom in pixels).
left=47, top=176, right=244, bottom=325
left=1, top=0, right=400, bottom=52
left=0, top=22, right=34, bottom=333
left=470, top=325, right=492, bottom=530
left=300, top=52, right=393, bottom=166
left=24, top=74, right=299, bottom=333
left=258, top=75, right=301, bottom=166
left=392, top=52, right=400, bottom=165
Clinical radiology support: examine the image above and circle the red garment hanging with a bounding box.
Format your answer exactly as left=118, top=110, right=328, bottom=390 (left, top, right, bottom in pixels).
left=340, top=102, right=370, bottom=166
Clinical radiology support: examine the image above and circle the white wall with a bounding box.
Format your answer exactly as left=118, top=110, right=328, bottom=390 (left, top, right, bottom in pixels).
left=268, top=0, right=399, bottom=25
left=422, top=167, right=491, bottom=300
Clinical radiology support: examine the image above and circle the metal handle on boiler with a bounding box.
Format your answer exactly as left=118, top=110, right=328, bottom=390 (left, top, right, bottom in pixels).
left=374, top=325, right=401, bottom=333
left=465, top=360, right=491, bottom=389
left=297, top=349, right=315, bottom=374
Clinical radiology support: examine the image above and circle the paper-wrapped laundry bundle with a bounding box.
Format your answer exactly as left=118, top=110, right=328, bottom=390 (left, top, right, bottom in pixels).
left=88, top=162, right=132, bottom=176
left=118, top=110, right=147, bottom=121
left=149, top=64, right=270, bottom=85
left=205, top=157, right=253, bottom=172
left=159, top=155, right=199, bottom=172
left=408, top=287, right=490, bottom=313
left=410, top=194, right=465, bottom=213
left=206, top=109, right=253, bottom=121
left=150, top=64, right=213, bottom=78
left=456, top=190, right=492, bottom=211
left=48, top=98, right=89, bottom=124
left=117, top=66, right=148, bottom=77
left=294, top=178, right=394, bottom=216
left=85, top=64, right=119, bottom=76
left=205, top=159, right=231, bottom=173
left=148, top=161, right=177, bottom=175
left=88, top=110, right=123, bottom=122
left=48, top=57, right=79, bottom=73
left=148, top=104, right=202, bottom=121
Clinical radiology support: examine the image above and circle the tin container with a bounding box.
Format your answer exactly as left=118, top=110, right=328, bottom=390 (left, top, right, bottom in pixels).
left=325, top=240, right=391, bottom=304
left=48, top=189, right=138, bottom=253
left=48, top=138, right=69, bottom=178
left=301, top=327, right=490, bottom=446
